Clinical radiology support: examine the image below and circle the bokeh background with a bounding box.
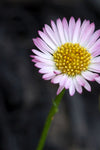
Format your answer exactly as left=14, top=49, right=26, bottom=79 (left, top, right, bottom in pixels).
left=0, top=0, right=100, bottom=149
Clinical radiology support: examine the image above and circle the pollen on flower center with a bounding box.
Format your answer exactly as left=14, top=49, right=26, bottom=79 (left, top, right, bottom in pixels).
left=53, top=43, right=92, bottom=76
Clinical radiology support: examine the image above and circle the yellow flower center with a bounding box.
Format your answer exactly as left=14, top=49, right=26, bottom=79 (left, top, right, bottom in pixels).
left=53, top=43, right=92, bottom=76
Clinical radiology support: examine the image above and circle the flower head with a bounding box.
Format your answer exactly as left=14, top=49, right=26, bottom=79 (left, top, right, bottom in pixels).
left=31, top=17, right=100, bottom=96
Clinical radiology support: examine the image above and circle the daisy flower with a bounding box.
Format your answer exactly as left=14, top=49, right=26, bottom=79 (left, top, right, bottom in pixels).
left=31, top=17, right=100, bottom=96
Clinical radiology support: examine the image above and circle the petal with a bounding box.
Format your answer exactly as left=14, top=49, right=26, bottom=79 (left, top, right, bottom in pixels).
left=33, top=38, right=54, bottom=54
left=57, top=86, right=64, bottom=95
left=76, top=75, right=85, bottom=86
left=56, top=74, right=67, bottom=95
left=51, top=20, right=61, bottom=45
left=42, top=27, right=47, bottom=35
left=83, top=80, right=91, bottom=92
left=92, top=49, right=100, bottom=57
left=88, top=64, right=100, bottom=73
left=51, top=74, right=63, bottom=84
left=38, top=31, right=57, bottom=50
left=95, top=76, right=100, bottom=84
left=59, top=74, right=67, bottom=86
left=79, top=20, right=90, bottom=42
left=72, top=18, right=81, bottom=43
left=44, top=24, right=59, bottom=46
left=56, top=18, right=66, bottom=44
left=68, top=17, right=75, bottom=42
left=73, top=78, right=82, bottom=94
left=76, top=75, right=91, bottom=91
left=86, top=29, right=100, bottom=49
left=91, top=56, right=100, bottom=63
left=80, top=23, right=95, bottom=47
left=53, top=70, right=61, bottom=75
left=89, top=38, right=100, bottom=53
left=82, top=70, right=99, bottom=81
left=32, top=59, right=38, bottom=63
left=35, top=62, right=52, bottom=68
left=32, top=49, right=52, bottom=59
left=65, top=77, right=71, bottom=89
left=39, top=67, right=54, bottom=74
left=62, top=17, right=69, bottom=42
left=33, top=56, right=55, bottom=65
left=69, top=78, right=75, bottom=96
left=42, top=72, right=55, bottom=80
left=33, top=38, right=49, bottom=54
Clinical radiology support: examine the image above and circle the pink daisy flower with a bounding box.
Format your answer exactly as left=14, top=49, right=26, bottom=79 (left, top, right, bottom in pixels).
left=31, top=17, right=100, bottom=96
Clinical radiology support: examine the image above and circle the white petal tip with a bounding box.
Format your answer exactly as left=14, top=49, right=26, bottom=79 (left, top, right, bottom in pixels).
left=86, top=88, right=91, bottom=92
left=32, top=49, right=35, bottom=53
left=69, top=92, right=75, bottom=96
left=95, top=76, right=100, bottom=84
left=77, top=90, right=83, bottom=94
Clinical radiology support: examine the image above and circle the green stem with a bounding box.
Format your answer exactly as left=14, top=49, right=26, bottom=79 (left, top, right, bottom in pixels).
left=36, top=88, right=65, bottom=150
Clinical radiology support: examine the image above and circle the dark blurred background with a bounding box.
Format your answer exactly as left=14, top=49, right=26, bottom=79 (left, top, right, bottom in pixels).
left=0, top=0, right=100, bottom=150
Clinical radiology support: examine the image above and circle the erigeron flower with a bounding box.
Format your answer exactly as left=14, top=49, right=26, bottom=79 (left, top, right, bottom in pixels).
left=31, top=17, right=100, bottom=96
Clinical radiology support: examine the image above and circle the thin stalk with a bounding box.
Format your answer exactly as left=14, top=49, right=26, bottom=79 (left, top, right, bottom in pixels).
left=36, top=89, right=65, bottom=150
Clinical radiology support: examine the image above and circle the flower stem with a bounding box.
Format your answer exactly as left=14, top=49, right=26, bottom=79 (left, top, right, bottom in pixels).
left=36, top=88, right=65, bottom=150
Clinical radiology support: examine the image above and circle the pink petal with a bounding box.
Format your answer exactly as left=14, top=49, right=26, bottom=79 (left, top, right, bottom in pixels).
left=62, top=17, right=69, bottom=42
left=80, top=23, right=95, bottom=47
left=34, top=62, right=51, bottom=68
left=69, top=78, right=75, bottom=96
left=33, top=38, right=54, bottom=54
left=44, top=24, right=59, bottom=46
left=51, top=74, right=63, bottom=84
left=73, top=78, right=82, bottom=94
left=91, top=56, right=100, bottom=63
left=86, top=29, right=100, bottom=49
left=92, top=49, right=100, bottom=57
left=42, top=72, right=55, bottom=80
left=37, top=37, right=54, bottom=53
left=79, top=20, right=90, bottom=42
left=57, top=86, right=64, bottom=95
left=30, top=55, right=34, bottom=58
left=72, top=18, right=81, bottom=43
left=51, top=20, right=61, bottom=45
left=88, top=64, right=100, bottom=73
left=33, top=56, right=55, bottom=65
left=56, top=18, right=66, bottom=44
left=76, top=75, right=91, bottom=91
left=95, top=76, right=100, bottom=84
left=38, top=31, right=57, bottom=50
left=83, top=80, right=91, bottom=92
left=56, top=74, right=67, bottom=95
left=32, top=49, right=52, bottom=59
left=82, top=70, right=99, bottom=81
left=76, top=75, right=85, bottom=86
left=89, top=38, right=100, bottom=53
left=39, top=67, right=54, bottom=74
left=59, top=74, right=67, bottom=86
left=65, top=77, right=71, bottom=89
left=68, top=17, right=75, bottom=42
left=43, top=27, right=47, bottom=35
left=33, top=38, right=49, bottom=54
left=32, top=59, right=38, bottom=63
